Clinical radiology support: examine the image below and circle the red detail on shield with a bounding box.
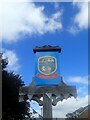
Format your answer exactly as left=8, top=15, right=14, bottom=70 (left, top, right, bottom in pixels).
left=36, top=72, right=59, bottom=79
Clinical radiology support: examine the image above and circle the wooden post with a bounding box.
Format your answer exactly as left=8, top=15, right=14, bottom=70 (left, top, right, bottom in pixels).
left=43, top=94, right=52, bottom=119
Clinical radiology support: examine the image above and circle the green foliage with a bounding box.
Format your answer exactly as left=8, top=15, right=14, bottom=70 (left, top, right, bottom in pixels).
left=2, top=54, right=30, bottom=120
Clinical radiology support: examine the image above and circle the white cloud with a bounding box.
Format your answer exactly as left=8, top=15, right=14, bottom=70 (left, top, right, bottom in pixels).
left=52, top=75, right=89, bottom=118
left=74, top=2, right=88, bottom=29
left=30, top=95, right=89, bottom=118
left=53, top=95, right=88, bottom=118
left=73, top=0, right=89, bottom=2
left=67, top=76, right=88, bottom=85
left=2, top=49, right=20, bottom=71
left=77, top=86, right=87, bottom=94
left=0, top=0, right=62, bottom=42
left=69, top=1, right=89, bottom=34
left=66, top=75, right=88, bottom=96
left=54, top=2, right=60, bottom=9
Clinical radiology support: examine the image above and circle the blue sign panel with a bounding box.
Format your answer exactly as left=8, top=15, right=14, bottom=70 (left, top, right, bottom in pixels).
left=34, top=52, right=61, bottom=86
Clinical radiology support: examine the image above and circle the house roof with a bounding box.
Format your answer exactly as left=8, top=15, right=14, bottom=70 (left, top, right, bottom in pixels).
left=66, top=104, right=90, bottom=119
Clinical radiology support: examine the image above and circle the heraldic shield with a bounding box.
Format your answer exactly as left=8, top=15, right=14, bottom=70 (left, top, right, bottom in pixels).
left=38, top=56, right=57, bottom=75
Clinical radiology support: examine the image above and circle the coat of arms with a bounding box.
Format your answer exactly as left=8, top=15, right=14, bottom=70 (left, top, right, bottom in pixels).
left=38, top=56, right=57, bottom=75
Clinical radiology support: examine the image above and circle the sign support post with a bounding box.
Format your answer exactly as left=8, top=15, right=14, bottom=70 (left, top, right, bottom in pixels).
left=43, top=94, right=52, bottom=119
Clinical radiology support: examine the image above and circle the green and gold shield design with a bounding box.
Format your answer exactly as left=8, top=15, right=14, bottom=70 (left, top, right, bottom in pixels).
left=38, top=56, right=57, bottom=75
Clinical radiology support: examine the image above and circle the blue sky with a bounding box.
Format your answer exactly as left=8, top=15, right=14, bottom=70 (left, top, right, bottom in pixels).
left=1, top=1, right=89, bottom=118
